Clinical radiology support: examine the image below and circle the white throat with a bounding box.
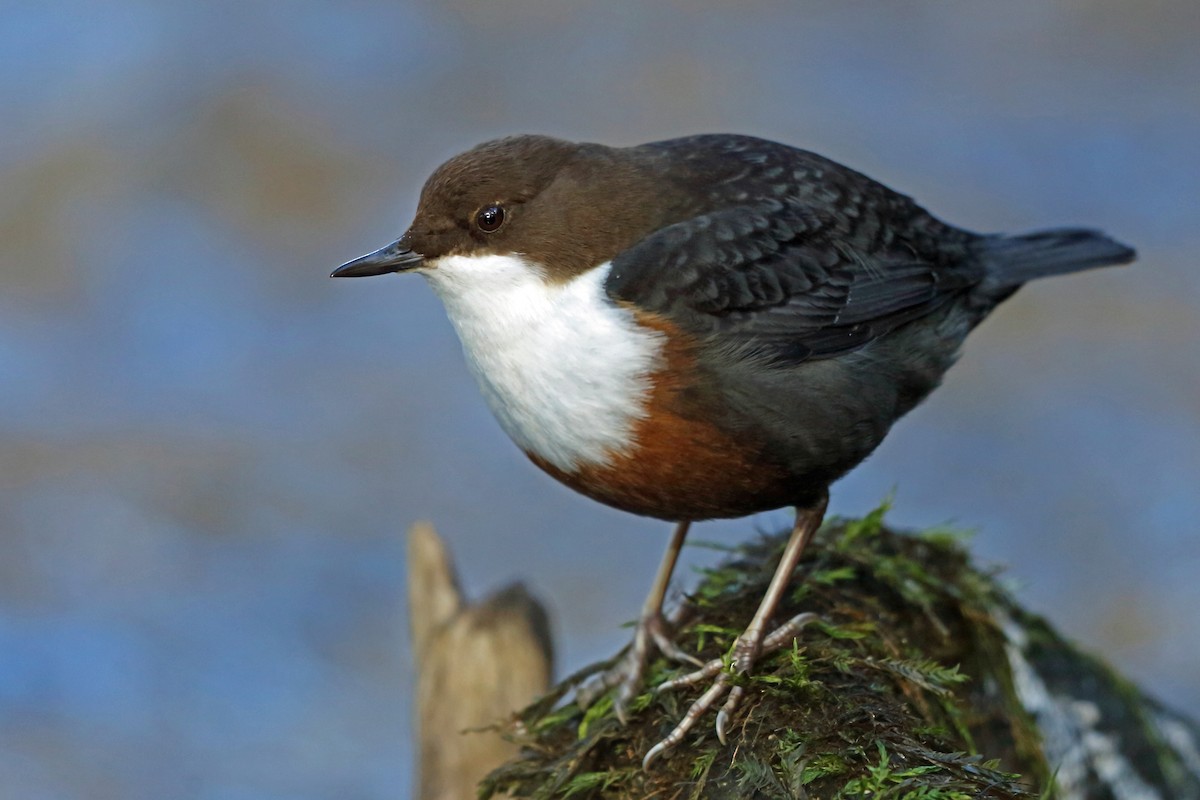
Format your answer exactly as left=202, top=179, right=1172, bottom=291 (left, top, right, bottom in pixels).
left=421, top=253, right=665, bottom=471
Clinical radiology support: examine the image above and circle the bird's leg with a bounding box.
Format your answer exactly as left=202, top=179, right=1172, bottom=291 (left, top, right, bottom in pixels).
left=643, top=494, right=828, bottom=768
left=577, top=520, right=700, bottom=720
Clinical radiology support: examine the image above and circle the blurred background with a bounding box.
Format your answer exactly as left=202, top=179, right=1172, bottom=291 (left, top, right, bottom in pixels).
left=1, top=1, right=1198, bottom=798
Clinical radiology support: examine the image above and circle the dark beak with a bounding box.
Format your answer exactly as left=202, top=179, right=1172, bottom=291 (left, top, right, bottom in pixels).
left=331, top=238, right=425, bottom=278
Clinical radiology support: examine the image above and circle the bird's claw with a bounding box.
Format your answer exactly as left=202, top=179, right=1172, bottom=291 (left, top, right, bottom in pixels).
left=716, top=684, right=745, bottom=744
left=642, top=612, right=818, bottom=767
left=576, top=607, right=702, bottom=723
left=651, top=627, right=704, bottom=667
left=642, top=676, right=729, bottom=769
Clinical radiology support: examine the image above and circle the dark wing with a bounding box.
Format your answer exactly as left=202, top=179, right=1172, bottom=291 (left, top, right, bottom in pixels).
left=605, top=198, right=980, bottom=364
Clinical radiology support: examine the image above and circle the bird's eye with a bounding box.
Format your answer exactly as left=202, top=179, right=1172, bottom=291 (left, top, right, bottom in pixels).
left=475, top=204, right=505, bottom=233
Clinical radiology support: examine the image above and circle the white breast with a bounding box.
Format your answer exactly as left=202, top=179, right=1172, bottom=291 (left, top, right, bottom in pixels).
left=421, top=253, right=665, bottom=471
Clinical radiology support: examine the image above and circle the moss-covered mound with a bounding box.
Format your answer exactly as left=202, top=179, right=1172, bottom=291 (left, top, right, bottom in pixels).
left=480, top=506, right=1200, bottom=799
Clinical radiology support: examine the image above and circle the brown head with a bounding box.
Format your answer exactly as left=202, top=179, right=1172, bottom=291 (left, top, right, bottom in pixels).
left=332, top=135, right=696, bottom=282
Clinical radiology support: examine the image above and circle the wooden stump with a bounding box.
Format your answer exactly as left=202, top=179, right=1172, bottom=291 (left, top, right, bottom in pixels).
left=408, top=522, right=553, bottom=800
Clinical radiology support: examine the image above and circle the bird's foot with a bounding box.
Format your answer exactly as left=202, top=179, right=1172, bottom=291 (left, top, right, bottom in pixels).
left=642, top=611, right=818, bottom=769
left=577, top=608, right=703, bottom=722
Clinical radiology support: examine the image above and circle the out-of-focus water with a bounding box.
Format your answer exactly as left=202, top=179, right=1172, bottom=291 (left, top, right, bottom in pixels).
left=1, top=2, right=1197, bottom=797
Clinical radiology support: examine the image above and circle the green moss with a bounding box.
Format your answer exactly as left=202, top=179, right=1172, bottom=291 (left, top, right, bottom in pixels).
left=559, top=769, right=638, bottom=799
left=480, top=504, right=1048, bottom=799
left=837, top=742, right=971, bottom=799
left=802, top=753, right=850, bottom=785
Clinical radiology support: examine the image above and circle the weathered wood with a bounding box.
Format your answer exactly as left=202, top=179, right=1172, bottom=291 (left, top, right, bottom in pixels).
left=408, top=522, right=553, bottom=800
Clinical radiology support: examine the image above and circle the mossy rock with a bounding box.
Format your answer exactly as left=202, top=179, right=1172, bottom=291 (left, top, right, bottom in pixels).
left=480, top=505, right=1200, bottom=799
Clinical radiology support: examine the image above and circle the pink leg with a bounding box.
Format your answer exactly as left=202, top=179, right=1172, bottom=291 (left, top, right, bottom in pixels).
left=577, top=521, right=700, bottom=720
left=643, top=495, right=828, bottom=768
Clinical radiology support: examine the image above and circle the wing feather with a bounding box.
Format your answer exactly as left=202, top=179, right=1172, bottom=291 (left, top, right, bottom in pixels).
left=605, top=200, right=977, bottom=363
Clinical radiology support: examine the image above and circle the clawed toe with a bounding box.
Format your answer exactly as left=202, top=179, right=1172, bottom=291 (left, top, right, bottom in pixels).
left=575, top=607, right=705, bottom=722
left=643, top=676, right=730, bottom=769
left=582, top=504, right=826, bottom=770
left=650, top=625, right=704, bottom=667
left=643, top=612, right=819, bottom=768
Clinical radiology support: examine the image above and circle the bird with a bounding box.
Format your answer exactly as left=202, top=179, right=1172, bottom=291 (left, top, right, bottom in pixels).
left=332, top=133, right=1135, bottom=767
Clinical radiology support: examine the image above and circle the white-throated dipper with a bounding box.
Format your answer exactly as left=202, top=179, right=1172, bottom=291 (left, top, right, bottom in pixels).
left=333, top=134, right=1135, bottom=767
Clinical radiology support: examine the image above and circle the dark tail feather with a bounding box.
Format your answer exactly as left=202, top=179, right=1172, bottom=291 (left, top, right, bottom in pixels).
left=976, top=228, right=1136, bottom=293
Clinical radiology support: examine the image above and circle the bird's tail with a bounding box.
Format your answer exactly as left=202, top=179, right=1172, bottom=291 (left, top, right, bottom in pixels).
left=975, top=228, right=1136, bottom=294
